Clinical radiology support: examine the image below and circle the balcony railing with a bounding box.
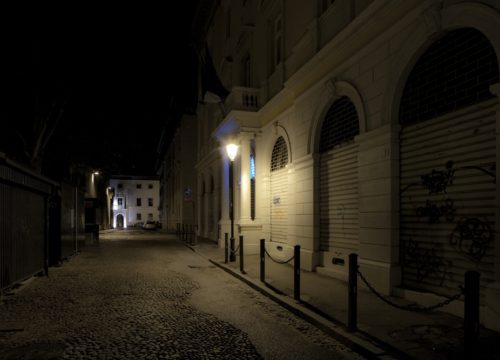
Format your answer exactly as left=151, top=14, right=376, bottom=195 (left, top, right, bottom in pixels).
left=225, top=86, right=260, bottom=112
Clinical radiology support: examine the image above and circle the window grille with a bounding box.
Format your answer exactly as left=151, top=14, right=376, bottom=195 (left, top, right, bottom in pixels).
left=319, top=96, right=359, bottom=153
left=400, top=28, right=499, bottom=125
left=270, top=136, right=288, bottom=171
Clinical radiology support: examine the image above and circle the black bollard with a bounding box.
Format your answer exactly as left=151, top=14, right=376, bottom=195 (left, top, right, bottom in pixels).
left=294, top=245, right=301, bottom=301
left=230, top=236, right=236, bottom=262
left=224, top=233, right=228, bottom=263
left=239, top=235, right=245, bottom=274
left=260, top=239, right=265, bottom=282
left=348, top=253, right=358, bottom=332
left=192, top=224, right=197, bottom=246
left=464, top=270, right=480, bottom=356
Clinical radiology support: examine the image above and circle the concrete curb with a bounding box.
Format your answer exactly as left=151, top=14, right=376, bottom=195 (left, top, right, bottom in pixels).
left=208, top=259, right=413, bottom=360
left=182, top=239, right=413, bottom=359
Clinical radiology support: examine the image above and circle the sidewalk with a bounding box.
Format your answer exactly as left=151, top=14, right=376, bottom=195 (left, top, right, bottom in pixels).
left=187, top=237, right=500, bottom=359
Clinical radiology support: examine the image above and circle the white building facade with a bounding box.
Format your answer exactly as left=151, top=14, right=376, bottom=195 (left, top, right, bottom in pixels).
left=109, top=176, right=160, bottom=228
left=191, top=0, right=500, bottom=331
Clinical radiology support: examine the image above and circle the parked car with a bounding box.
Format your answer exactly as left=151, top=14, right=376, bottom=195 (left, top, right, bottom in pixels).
left=142, top=220, right=156, bottom=230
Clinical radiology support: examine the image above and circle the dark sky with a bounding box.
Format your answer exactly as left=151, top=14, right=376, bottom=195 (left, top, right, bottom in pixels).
left=1, top=4, right=198, bottom=178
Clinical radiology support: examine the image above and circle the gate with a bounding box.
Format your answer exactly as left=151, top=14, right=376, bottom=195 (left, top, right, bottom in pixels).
left=0, top=154, right=56, bottom=291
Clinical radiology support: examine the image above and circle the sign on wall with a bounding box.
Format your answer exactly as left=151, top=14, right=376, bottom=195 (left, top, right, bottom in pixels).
left=184, top=188, right=192, bottom=202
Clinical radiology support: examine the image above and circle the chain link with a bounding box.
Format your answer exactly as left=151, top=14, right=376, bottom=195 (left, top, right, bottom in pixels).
left=357, top=269, right=463, bottom=312
left=264, top=249, right=295, bottom=264
left=229, top=244, right=240, bottom=255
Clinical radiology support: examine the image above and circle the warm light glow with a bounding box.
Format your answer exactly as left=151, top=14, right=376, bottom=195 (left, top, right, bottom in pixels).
left=93, top=171, right=100, bottom=175
left=226, top=144, right=238, bottom=162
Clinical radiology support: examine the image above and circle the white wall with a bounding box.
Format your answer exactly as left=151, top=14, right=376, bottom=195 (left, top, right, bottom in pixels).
left=109, top=178, right=160, bottom=228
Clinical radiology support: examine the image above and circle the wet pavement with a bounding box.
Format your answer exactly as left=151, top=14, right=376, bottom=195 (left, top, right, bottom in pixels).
left=0, top=230, right=361, bottom=359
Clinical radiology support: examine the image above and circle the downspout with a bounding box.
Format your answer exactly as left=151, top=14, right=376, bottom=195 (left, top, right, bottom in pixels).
left=281, top=0, right=286, bottom=85
left=74, top=185, right=78, bottom=254
left=44, top=194, right=49, bottom=276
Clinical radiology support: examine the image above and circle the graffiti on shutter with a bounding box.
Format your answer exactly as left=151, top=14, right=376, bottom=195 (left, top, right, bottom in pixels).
left=400, top=101, right=496, bottom=299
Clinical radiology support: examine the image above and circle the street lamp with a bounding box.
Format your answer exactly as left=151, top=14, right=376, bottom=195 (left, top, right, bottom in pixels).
left=91, top=171, right=99, bottom=183
left=226, top=143, right=238, bottom=262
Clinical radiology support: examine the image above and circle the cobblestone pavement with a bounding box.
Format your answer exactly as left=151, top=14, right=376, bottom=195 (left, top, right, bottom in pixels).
left=0, top=231, right=362, bottom=359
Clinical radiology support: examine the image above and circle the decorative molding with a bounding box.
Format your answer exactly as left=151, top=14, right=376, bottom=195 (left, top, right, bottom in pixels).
left=420, top=2, right=443, bottom=40
left=326, top=78, right=337, bottom=97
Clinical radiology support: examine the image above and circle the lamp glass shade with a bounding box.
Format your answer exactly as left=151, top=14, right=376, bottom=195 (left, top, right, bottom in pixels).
left=226, top=144, right=238, bottom=162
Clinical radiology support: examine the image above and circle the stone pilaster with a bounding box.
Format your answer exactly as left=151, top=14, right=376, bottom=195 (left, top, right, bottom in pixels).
left=356, top=124, right=401, bottom=295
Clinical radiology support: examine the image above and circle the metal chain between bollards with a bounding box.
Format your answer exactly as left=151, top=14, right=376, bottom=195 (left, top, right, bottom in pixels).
left=229, top=244, right=240, bottom=255
left=357, top=268, right=463, bottom=312
left=264, top=248, right=295, bottom=264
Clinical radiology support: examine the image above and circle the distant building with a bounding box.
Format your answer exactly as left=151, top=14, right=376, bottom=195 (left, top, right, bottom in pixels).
left=157, top=114, right=198, bottom=232
left=109, top=176, right=160, bottom=228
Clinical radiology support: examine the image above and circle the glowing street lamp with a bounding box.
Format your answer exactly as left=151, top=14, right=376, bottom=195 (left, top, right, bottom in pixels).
left=226, top=144, right=238, bottom=162
left=91, top=170, right=100, bottom=183
left=226, top=143, right=238, bottom=262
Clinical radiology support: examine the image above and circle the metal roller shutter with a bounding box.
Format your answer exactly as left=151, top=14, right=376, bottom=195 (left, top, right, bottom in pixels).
left=270, top=168, right=288, bottom=242
left=319, top=142, right=359, bottom=252
left=400, top=100, right=496, bottom=299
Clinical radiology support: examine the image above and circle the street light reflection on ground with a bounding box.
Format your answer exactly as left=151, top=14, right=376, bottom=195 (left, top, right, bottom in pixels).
left=226, top=143, right=238, bottom=262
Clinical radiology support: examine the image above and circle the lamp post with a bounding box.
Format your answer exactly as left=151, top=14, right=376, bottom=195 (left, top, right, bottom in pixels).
left=226, top=143, right=238, bottom=262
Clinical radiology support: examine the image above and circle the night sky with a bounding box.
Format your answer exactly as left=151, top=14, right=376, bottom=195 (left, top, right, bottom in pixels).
left=1, top=4, right=198, bottom=179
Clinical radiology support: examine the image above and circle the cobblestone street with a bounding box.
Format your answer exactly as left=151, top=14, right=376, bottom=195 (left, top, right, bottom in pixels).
left=0, top=231, right=361, bottom=359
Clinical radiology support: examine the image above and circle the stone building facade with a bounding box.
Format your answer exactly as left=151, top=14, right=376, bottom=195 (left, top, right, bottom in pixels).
left=158, top=114, right=198, bottom=232
left=164, top=0, right=500, bottom=331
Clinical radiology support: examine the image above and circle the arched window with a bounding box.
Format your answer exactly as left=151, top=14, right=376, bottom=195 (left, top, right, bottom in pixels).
left=319, top=96, right=359, bottom=153
left=270, top=136, right=288, bottom=171
left=400, top=28, right=499, bottom=124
